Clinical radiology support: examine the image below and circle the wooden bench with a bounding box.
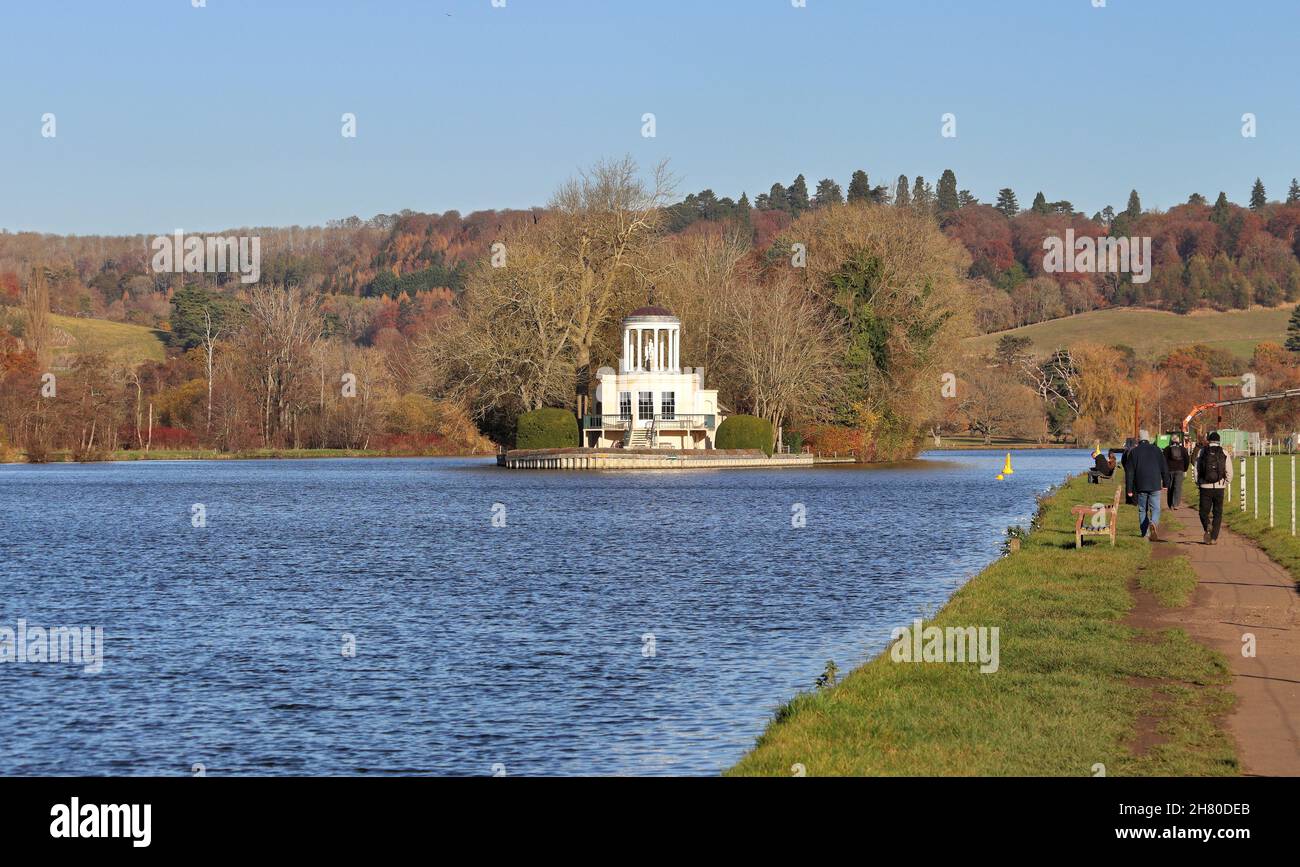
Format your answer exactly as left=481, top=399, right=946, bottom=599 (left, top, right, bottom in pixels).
left=1071, top=485, right=1122, bottom=548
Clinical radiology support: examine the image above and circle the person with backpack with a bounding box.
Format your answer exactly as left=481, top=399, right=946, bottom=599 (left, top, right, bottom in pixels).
left=1125, top=430, right=1171, bottom=540
left=1163, top=433, right=1191, bottom=509
left=1196, top=431, right=1233, bottom=545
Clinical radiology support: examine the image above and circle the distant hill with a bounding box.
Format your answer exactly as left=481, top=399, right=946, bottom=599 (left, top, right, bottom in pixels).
left=966, top=306, right=1292, bottom=361
left=49, top=314, right=166, bottom=367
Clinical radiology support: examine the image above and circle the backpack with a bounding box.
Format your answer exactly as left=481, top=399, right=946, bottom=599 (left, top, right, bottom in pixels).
left=1200, top=447, right=1226, bottom=484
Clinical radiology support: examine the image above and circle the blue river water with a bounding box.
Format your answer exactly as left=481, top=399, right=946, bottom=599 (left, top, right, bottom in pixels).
left=0, top=448, right=1089, bottom=776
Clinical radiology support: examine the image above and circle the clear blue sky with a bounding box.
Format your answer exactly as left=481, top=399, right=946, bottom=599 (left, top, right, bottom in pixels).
left=3, top=0, right=1298, bottom=235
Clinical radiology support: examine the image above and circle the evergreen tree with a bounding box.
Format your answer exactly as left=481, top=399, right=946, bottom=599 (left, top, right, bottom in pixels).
left=169, top=283, right=236, bottom=351
left=936, top=169, right=960, bottom=214
left=1125, top=189, right=1142, bottom=218
left=957, top=190, right=979, bottom=208
left=1187, top=192, right=1207, bottom=206
left=846, top=170, right=872, bottom=204
left=1250, top=178, right=1267, bottom=210
left=1289, top=179, right=1300, bottom=205
left=1211, top=192, right=1231, bottom=224
left=814, top=178, right=843, bottom=207
left=994, top=188, right=1018, bottom=218
left=1286, top=304, right=1300, bottom=353
left=1100, top=205, right=1116, bottom=225
left=894, top=175, right=910, bottom=208
left=736, top=192, right=752, bottom=226
left=1031, top=192, right=1049, bottom=215
left=911, top=176, right=932, bottom=212
left=767, top=182, right=789, bottom=213
left=788, top=175, right=810, bottom=214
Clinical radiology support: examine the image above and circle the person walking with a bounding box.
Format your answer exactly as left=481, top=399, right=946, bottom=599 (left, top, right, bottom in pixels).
left=1125, top=429, right=1170, bottom=540
left=1196, top=430, right=1233, bottom=545
left=1163, top=433, right=1190, bottom=509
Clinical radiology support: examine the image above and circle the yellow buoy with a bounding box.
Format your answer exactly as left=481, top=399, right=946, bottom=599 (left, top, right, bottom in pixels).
left=1002, top=452, right=1014, bottom=475
left=996, top=473, right=1005, bottom=480
left=1092, top=441, right=1102, bottom=458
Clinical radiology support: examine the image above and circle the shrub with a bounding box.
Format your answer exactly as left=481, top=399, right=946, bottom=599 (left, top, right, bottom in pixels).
left=800, top=424, right=863, bottom=458
left=516, top=408, right=577, bottom=450
left=715, top=414, right=774, bottom=455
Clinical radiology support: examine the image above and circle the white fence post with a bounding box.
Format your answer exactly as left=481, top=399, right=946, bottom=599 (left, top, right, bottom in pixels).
left=1270, top=456, right=1275, bottom=528
left=1241, top=457, right=1247, bottom=512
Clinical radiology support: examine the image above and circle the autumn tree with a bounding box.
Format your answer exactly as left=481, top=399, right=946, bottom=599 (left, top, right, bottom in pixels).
left=1070, top=342, right=1139, bottom=441
left=774, top=204, right=972, bottom=457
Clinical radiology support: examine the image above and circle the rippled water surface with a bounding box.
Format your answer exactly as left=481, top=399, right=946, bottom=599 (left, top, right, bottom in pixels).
left=0, top=449, right=1088, bottom=775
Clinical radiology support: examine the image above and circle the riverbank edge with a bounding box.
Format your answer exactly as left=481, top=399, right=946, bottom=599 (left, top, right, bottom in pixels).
left=726, top=474, right=1238, bottom=776
left=0, top=447, right=495, bottom=464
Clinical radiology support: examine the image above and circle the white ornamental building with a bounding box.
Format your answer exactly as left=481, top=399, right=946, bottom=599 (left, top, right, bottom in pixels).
left=584, top=306, right=721, bottom=449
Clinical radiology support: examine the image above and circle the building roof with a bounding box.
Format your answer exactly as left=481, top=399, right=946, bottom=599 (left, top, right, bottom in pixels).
left=627, top=305, right=675, bottom=318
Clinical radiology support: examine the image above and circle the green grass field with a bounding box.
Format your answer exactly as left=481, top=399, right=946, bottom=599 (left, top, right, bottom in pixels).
left=967, top=306, right=1291, bottom=360
left=1214, top=454, right=1300, bottom=583
left=727, top=474, right=1236, bottom=776
left=49, top=314, right=166, bottom=366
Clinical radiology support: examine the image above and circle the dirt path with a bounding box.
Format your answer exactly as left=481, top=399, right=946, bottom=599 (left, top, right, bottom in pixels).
left=1153, top=504, right=1300, bottom=776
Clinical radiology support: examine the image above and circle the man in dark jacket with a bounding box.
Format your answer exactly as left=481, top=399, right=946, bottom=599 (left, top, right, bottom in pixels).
left=1125, top=429, right=1171, bottom=540
left=1163, top=433, right=1191, bottom=509
left=1196, top=431, right=1234, bottom=545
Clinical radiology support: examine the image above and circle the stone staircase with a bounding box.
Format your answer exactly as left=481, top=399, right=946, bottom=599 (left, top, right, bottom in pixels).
left=625, top=428, right=652, bottom=449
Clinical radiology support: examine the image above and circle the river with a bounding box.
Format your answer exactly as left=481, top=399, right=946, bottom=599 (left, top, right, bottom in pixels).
left=0, top=448, right=1089, bottom=775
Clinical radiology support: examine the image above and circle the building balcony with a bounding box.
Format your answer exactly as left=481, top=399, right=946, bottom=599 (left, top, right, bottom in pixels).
left=582, top=413, right=716, bottom=430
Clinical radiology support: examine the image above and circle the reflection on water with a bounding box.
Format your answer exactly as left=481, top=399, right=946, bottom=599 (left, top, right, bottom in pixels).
left=0, top=449, right=1088, bottom=775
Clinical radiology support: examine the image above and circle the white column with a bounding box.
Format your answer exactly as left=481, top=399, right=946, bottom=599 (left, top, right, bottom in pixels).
left=672, top=328, right=679, bottom=371
left=635, top=328, right=642, bottom=371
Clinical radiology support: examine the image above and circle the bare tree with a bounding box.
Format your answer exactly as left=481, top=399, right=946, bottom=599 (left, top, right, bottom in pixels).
left=23, top=264, right=52, bottom=371
left=959, top=365, right=1047, bottom=444
left=723, top=276, right=843, bottom=445
left=238, top=283, right=324, bottom=446
left=548, top=156, right=675, bottom=418
left=201, top=307, right=222, bottom=435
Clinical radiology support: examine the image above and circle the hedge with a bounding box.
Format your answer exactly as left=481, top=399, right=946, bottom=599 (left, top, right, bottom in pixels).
left=516, top=408, right=578, bottom=450
left=715, top=414, right=774, bottom=456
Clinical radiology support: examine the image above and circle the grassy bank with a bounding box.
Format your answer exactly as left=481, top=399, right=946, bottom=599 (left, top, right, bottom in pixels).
left=931, top=435, right=1077, bottom=451
left=1216, top=454, right=1300, bottom=583
left=727, top=474, right=1236, bottom=776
